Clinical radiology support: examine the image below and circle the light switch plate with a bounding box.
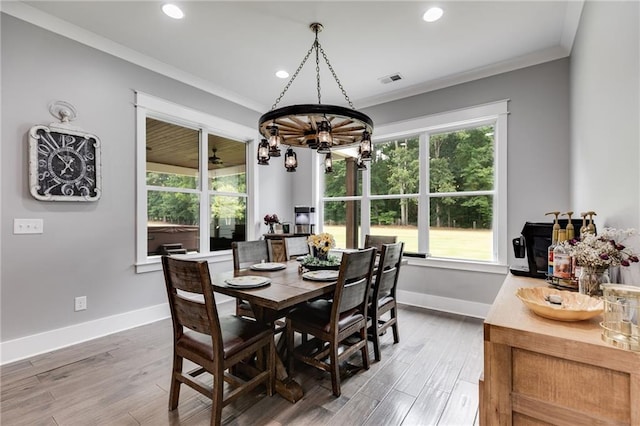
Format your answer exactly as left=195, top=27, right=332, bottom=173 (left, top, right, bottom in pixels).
left=13, top=218, right=44, bottom=234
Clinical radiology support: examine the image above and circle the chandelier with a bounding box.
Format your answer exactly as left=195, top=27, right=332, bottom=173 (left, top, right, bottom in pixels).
left=257, top=23, right=374, bottom=172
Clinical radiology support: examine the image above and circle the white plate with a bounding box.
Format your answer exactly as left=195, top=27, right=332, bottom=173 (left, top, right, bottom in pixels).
left=302, top=270, right=340, bottom=282
left=250, top=262, right=286, bottom=271
left=225, top=276, right=271, bottom=288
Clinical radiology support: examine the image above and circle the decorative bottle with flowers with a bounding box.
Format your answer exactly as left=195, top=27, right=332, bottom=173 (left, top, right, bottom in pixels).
left=561, top=228, right=639, bottom=296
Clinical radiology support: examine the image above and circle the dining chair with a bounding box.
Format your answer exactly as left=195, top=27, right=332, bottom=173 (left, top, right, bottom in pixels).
left=161, top=256, right=275, bottom=426
left=231, top=240, right=270, bottom=318
left=368, top=242, right=404, bottom=362
left=285, top=247, right=376, bottom=397
left=364, top=234, right=398, bottom=252
left=284, top=236, right=310, bottom=259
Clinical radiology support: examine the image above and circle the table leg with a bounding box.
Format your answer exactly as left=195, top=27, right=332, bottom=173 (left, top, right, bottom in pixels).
left=252, top=305, right=304, bottom=403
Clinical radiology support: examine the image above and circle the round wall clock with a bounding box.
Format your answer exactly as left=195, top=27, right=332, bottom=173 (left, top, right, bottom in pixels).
left=29, top=123, right=102, bottom=201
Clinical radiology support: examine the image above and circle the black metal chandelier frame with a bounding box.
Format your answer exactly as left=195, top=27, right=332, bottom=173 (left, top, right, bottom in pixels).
left=257, top=23, right=373, bottom=172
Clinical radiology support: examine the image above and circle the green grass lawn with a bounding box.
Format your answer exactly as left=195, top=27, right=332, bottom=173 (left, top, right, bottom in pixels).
left=323, top=225, right=493, bottom=261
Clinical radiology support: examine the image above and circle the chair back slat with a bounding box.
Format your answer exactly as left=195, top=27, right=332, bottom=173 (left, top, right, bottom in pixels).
left=173, top=295, right=212, bottom=335
left=373, top=242, right=404, bottom=299
left=364, top=235, right=397, bottom=252
left=285, top=236, right=310, bottom=259
left=338, top=277, right=368, bottom=313
left=333, top=248, right=376, bottom=317
left=232, top=240, right=269, bottom=270
left=162, top=256, right=221, bottom=343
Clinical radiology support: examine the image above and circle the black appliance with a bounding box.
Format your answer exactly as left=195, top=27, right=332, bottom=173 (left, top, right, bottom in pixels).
left=510, top=219, right=593, bottom=278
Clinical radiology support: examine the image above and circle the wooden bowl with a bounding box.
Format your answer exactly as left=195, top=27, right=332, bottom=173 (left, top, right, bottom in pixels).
left=516, top=287, right=604, bottom=322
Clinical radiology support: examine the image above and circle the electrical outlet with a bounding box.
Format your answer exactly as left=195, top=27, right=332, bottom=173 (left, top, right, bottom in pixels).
left=75, top=296, right=87, bottom=311
left=13, top=218, right=44, bottom=234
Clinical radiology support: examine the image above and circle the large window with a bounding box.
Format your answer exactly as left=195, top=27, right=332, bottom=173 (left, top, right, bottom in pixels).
left=320, top=101, right=508, bottom=266
left=136, top=93, right=255, bottom=272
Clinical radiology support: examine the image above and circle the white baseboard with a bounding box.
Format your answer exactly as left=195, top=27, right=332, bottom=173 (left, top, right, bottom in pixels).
left=0, top=292, right=484, bottom=365
left=0, top=298, right=238, bottom=366
left=0, top=303, right=171, bottom=365
left=397, top=289, right=490, bottom=319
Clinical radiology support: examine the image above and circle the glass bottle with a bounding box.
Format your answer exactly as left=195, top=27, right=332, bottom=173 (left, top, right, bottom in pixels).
left=547, top=231, right=558, bottom=277
left=553, top=230, right=573, bottom=286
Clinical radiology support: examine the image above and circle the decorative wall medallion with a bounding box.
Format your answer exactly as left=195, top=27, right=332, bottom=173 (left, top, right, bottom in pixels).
left=28, top=101, right=102, bottom=201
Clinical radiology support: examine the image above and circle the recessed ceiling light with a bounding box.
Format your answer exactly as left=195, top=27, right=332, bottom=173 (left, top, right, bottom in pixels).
left=162, top=4, right=184, bottom=20
left=275, top=70, right=289, bottom=79
left=423, top=7, right=444, bottom=23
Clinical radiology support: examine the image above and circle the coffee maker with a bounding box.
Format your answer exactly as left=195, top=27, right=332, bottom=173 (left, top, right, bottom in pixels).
left=510, top=219, right=590, bottom=278
left=294, top=206, right=315, bottom=234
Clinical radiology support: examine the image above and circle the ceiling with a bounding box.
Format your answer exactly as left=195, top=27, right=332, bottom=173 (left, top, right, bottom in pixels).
left=4, top=1, right=583, bottom=114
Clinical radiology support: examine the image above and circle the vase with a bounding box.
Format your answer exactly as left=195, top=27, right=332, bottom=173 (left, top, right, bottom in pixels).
left=268, top=223, right=275, bottom=233
left=312, top=247, right=327, bottom=261
left=578, top=266, right=610, bottom=297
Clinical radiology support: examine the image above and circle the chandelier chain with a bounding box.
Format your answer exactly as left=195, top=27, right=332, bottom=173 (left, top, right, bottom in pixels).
left=315, top=40, right=321, bottom=104
left=270, top=42, right=316, bottom=111
left=318, top=44, right=355, bottom=109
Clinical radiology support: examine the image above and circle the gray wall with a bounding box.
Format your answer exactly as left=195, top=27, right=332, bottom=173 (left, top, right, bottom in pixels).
left=0, top=14, right=292, bottom=342
left=570, top=0, right=640, bottom=230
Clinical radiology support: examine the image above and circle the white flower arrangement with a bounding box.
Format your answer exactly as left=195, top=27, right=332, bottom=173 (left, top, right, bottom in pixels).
left=561, top=228, right=639, bottom=269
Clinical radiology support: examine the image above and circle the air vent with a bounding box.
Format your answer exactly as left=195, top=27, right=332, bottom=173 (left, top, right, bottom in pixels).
left=379, top=73, right=404, bottom=84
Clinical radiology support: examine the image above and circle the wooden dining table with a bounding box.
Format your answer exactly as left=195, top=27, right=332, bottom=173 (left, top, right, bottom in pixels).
left=210, top=260, right=338, bottom=403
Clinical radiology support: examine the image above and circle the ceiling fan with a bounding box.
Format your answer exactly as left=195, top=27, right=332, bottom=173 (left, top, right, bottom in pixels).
left=208, top=148, right=223, bottom=165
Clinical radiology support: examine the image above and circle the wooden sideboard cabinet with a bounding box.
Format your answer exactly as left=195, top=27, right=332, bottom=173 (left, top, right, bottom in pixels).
left=263, top=233, right=310, bottom=262
left=481, top=274, right=640, bottom=425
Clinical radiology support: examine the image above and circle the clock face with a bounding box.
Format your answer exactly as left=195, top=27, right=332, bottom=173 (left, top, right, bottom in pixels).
left=29, top=125, right=101, bottom=201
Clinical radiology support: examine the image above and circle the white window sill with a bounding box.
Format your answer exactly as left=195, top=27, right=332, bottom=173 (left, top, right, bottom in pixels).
left=405, top=257, right=509, bottom=275
left=135, top=250, right=233, bottom=273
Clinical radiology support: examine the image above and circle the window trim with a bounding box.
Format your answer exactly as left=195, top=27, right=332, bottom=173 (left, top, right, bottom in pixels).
left=319, top=100, right=509, bottom=271
left=135, top=91, right=257, bottom=273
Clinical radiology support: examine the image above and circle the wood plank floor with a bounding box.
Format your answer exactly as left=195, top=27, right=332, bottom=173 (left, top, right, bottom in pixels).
left=1, top=303, right=483, bottom=426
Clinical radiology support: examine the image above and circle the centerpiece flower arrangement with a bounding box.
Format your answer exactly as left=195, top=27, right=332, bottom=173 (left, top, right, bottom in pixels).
left=301, top=232, right=340, bottom=270
left=263, top=214, right=279, bottom=233
left=560, top=228, right=639, bottom=295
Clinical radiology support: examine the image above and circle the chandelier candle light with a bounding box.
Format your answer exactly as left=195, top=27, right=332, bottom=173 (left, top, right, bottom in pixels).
left=257, top=23, right=374, bottom=172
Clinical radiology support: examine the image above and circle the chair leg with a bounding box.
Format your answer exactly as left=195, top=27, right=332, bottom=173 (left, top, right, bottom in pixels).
left=361, top=327, right=370, bottom=370
left=391, top=307, right=400, bottom=344
left=211, top=367, right=224, bottom=426
left=169, top=353, right=183, bottom=410
left=330, top=342, right=341, bottom=397
left=371, top=322, right=382, bottom=362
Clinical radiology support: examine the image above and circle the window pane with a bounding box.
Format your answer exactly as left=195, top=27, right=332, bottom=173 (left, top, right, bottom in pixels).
left=429, top=195, right=493, bottom=261
left=208, top=136, right=246, bottom=192
left=429, top=126, right=494, bottom=193
left=323, top=200, right=360, bottom=249
left=370, top=198, right=418, bottom=253
left=210, top=195, right=247, bottom=251
left=323, top=149, right=362, bottom=197
left=147, top=191, right=200, bottom=255
left=371, top=137, right=420, bottom=196
left=146, top=118, right=199, bottom=189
